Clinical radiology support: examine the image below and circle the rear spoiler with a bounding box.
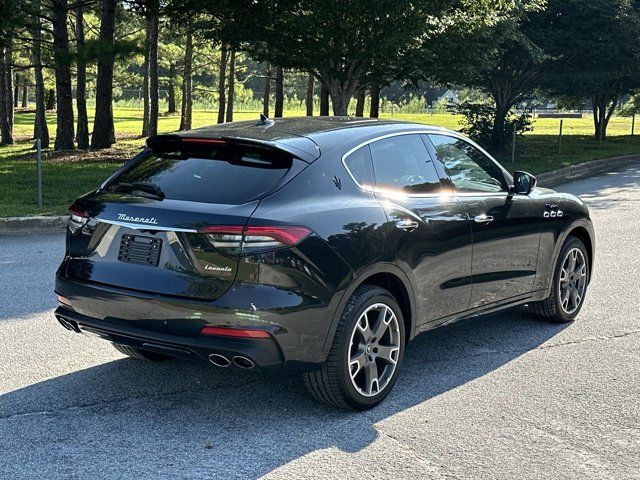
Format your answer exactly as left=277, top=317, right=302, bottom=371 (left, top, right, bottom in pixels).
left=147, top=134, right=319, bottom=163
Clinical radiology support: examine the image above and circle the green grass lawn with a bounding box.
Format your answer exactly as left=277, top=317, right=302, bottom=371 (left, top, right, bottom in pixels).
left=1, top=108, right=639, bottom=217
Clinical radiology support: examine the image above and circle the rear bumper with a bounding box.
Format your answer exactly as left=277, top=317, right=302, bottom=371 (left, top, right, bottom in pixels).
left=55, top=306, right=285, bottom=372
left=54, top=271, right=344, bottom=369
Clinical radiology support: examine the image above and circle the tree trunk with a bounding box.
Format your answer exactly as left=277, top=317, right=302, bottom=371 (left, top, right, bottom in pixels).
left=327, top=77, right=358, bottom=116
left=90, top=0, right=118, bottom=149
left=167, top=63, right=176, bottom=114
left=141, top=14, right=151, bottom=136
left=75, top=4, right=89, bottom=149
left=52, top=0, right=75, bottom=150
left=305, top=72, right=314, bottom=116
left=490, top=100, right=510, bottom=147
left=21, top=84, right=27, bottom=108
left=319, top=83, right=329, bottom=116
left=592, top=93, right=617, bottom=141
left=0, top=49, right=5, bottom=144
left=262, top=63, right=271, bottom=117
left=369, top=83, right=380, bottom=118
left=225, top=48, right=235, bottom=122
left=32, top=3, right=49, bottom=148
left=179, top=32, right=193, bottom=131
left=274, top=66, right=284, bottom=117
left=0, top=42, right=14, bottom=145
left=148, top=7, right=159, bottom=137
left=355, top=87, right=365, bottom=117
left=217, top=44, right=227, bottom=124
left=0, top=47, right=9, bottom=145
left=5, top=43, right=14, bottom=144
left=329, top=92, right=349, bottom=116
left=13, top=84, right=18, bottom=108
left=46, top=88, right=55, bottom=110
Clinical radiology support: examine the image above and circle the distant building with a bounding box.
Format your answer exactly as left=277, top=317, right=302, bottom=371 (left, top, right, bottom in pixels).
left=440, top=89, right=459, bottom=104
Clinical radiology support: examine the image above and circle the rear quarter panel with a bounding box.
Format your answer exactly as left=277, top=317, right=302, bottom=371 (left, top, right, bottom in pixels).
left=251, top=152, right=406, bottom=359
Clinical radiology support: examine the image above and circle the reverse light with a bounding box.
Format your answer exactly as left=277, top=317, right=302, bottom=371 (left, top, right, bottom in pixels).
left=198, top=225, right=311, bottom=255
left=200, top=326, right=271, bottom=339
left=56, top=295, right=72, bottom=306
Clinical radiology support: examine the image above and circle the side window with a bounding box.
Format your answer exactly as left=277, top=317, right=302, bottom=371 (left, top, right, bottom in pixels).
left=428, top=134, right=506, bottom=193
left=369, top=135, right=441, bottom=194
left=343, top=145, right=374, bottom=188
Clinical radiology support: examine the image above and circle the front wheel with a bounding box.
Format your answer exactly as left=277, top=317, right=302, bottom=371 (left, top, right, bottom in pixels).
left=304, top=285, right=405, bottom=410
left=529, top=236, right=590, bottom=323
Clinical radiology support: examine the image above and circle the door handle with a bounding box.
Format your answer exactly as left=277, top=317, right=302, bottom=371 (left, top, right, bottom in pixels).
left=395, top=219, right=419, bottom=231
left=474, top=214, right=494, bottom=224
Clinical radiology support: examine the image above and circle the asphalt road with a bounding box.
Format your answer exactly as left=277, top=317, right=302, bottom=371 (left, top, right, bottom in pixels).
left=1, top=166, right=639, bottom=480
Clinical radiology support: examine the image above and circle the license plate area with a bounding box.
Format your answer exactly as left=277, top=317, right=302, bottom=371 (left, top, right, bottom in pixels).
left=118, top=234, right=162, bottom=266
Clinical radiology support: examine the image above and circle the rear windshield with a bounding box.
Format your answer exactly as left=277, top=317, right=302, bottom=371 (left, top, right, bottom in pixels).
left=106, top=144, right=293, bottom=205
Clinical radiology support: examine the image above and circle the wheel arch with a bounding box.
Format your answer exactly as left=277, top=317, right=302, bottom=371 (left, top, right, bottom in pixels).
left=567, top=225, right=594, bottom=282
left=546, top=218, right=595, bottom=294
left=322, top=263, right=417, bottom=356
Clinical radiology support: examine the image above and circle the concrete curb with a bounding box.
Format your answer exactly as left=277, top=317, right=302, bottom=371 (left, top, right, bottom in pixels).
left=0, top=215, right=68, bottom=235
left=536, top=154, right=640, bottom=188
left=1, top=154, right=639, bottom=235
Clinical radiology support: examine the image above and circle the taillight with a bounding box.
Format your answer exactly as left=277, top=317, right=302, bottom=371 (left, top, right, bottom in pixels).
left=200, top=326, right=271, bottom=338
left=198, top=225, right=311, bottom=255
left=68, top=203, right=89, bottom=232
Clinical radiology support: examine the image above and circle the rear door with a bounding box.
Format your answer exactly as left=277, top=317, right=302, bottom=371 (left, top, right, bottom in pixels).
left=427, top=134, right=540, bottom=308
left=356, top=133, right=474, bottom=325
left=65, top=140, right=304, bottom=301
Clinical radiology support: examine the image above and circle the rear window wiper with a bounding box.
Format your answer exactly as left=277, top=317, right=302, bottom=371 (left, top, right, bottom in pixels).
left=112, top=181, right=165, bottom=199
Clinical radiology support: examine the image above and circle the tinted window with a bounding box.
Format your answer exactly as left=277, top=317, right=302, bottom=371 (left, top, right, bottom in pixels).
left=107, top=145, right=292, bottom=205
left=369, top=135, right=441, bottom=194
left=343, top=145, right=374, bottom=187
left=428, top=134, right=506, bottom=192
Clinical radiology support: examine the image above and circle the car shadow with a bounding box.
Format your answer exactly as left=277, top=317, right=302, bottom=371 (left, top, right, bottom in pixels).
left=0, top=308, right=569, bottom=478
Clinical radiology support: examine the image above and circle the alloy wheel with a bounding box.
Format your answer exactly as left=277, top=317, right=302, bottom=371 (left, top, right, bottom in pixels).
left=558, top=247, right=587, bottom=314
left=348, top=303, right=401, bottom=397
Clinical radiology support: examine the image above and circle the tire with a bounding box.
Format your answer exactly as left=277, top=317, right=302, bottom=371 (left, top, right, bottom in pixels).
left=112, top=343, right=173, bottom=362
left=529, top=236, right=590, bottom=323
left=304, top=285, right=406, bottom=410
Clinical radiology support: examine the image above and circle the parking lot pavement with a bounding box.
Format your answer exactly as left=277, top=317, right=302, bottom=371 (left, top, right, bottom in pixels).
left=1, top=165, right=639, bottom=480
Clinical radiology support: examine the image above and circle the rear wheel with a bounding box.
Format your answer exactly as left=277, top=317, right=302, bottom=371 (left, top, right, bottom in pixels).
left=112, top=343, right=173, bottom=361
left=304, top=285, right=405, bottom=410
left=529, top=236, right=590, bottom=323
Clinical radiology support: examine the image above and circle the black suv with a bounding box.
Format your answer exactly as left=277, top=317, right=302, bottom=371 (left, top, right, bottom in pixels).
left=55, top=116, right=594, bottom=409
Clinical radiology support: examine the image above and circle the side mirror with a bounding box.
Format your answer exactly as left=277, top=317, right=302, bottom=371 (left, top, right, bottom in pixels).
left=512, top=171, right=537, bottom=195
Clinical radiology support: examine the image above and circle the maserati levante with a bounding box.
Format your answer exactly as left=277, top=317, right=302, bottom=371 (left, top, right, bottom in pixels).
left=54, top=116, right=594, bottom=409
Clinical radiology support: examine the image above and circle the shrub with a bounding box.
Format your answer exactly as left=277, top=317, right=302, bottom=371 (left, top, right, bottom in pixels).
left=453, top=101, right=533, bottom=148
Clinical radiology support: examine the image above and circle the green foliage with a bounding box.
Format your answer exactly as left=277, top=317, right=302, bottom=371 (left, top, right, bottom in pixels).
left=420, top=1, right=548, bottom=146
left=453, top=101, right=532, bottom=148
left=0, top=0, right=23, bottom=46
left=619, top=95, right=640, bottom=117
left=539, top=0, right=640, bottom=100
left=171, top=0, right=525, bottom=114
left=83, top=38, right=140, bottom=63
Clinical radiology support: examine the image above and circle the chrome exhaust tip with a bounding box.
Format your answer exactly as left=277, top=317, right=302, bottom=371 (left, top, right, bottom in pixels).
left=56, top=315, right=80, bottom=333
left=209, top=354, right=231, bottom=368
left=232, top=355, right=255, bottom=370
